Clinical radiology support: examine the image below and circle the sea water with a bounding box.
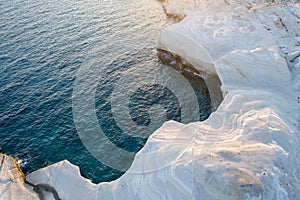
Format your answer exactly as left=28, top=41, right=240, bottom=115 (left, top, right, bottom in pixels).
left=0, top=0, right=211, bottom=183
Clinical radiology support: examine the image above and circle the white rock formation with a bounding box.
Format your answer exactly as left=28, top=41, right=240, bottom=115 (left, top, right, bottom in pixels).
left=26, top=1, right=300, bottom=200
left=0, top=154, right=39, bottom=200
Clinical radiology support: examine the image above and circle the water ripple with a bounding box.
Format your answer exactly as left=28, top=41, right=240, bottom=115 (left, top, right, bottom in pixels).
left=0, top=0, right=210, bottom=183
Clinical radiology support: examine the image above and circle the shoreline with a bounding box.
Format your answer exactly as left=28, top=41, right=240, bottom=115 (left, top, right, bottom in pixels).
left=0, top=153, right=39, bottom=199
left=1, top=1, right=300, bottom=199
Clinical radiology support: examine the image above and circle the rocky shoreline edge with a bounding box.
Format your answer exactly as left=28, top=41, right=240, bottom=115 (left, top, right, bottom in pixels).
left=0, top=153, right=61, bottom=200
left=1, top=1, right=300, bottom=200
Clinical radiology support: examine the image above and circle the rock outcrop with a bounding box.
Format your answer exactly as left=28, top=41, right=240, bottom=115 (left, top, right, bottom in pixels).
left=6, top=1, right=300, bottom=200
left=0, top=154, right=38, bottom=200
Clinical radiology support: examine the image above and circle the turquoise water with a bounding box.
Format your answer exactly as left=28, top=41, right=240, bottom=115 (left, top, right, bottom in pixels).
left=0, top=0, right=211, bottom=183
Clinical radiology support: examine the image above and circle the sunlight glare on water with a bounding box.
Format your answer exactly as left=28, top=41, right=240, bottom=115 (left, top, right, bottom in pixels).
left=0, top=0, right=211, bottom=183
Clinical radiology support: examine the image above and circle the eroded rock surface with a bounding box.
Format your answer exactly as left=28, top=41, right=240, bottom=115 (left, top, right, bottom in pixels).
left=0, top=154, right=38, bottom=200
left=12, top=1, right=300, bottom=200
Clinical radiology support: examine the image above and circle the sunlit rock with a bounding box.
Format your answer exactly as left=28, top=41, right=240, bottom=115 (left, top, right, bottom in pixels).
left=0, top=154, right=39, bottom=200
left=26, top=1, right=300, bottom=200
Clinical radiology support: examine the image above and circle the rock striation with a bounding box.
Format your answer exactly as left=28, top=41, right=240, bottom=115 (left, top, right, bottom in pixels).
left=22, top=1, right=300, bottom=200
left=0, top=154, right=39, bottom=200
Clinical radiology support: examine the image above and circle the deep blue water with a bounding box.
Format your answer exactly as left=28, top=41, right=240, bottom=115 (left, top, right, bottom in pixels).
left=0, top=0, right=211, bottom=183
